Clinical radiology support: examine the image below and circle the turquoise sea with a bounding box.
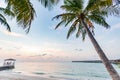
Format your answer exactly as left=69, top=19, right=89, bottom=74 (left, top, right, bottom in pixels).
left=1, top=62, right=120, bottom=80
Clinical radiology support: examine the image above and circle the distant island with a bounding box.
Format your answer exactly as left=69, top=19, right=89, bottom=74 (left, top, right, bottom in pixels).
left=72, top=59, right=120, bottom=64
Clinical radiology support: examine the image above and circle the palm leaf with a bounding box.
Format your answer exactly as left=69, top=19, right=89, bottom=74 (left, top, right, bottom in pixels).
left=90, top=9, right=108, bottom=17
left=0, top=14, right=7, bottom=21
left=88, top=15, right=110, bottom=28
left=52, top=13, right=76, bottom=20
left=102, top=6, right=120, bottom=16
left=5, top=0, right=35, bottom=33
left=64, top=16, right=75, bottom=27
left=76, top=23, right=83, bottom=38
left=0, top=7, right=14, bottom=17
left=38, top=0, right=59, bottom=9
left=81, top=28, right=86, bottom=41
left=61, top=0, right=83, bottom=13
left=64, top=0, right=83, bottom=9
left=55, top=20, right=64, bottom=29
left=67, top=19, right=79, bottom=39
left=84, top=0, right=112, bottom=14
left=0, top=16, right=11, bottom=31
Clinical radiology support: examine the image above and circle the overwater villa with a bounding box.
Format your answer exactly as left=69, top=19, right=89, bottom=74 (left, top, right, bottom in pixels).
left=0, top=58, right=16, bottom=71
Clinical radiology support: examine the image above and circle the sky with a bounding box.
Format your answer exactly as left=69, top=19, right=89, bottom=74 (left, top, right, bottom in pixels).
left=0, top=0, right=120, bottom=62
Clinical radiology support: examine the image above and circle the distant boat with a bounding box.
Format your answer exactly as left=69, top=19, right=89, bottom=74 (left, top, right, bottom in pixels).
left=0, top=58, right=16, bottom=71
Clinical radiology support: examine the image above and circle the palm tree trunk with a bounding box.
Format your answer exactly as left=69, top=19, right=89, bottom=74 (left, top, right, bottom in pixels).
left=81, top=19, right=120, bottom=80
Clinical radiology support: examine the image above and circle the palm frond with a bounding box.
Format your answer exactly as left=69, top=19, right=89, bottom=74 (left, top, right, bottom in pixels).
left=0, top=14, right=7, bottom=21
left=0, top=7, right=14, bottom=17
left=5, top=0, right=35, bottom=33
left=38, top=0, right=59, bottom=9
left=64, top=0, right=83, bottom=9
left=64, top=16, right=75, bottom=27
left=55, top=20, right=65, bottom=29
left=85, top=0, right=98, bottom=10
left=90, top=9, right=108, bottom=17
left=81, top=28, right=86, bottom=41
left=88, top=15, right=110, bottom=28
left=0, top=16, right=11, bottom=31
left=67, top=19, right=79, bottom=39
left=76, top=23, right=83, bottom=38
left=102, top=6, right=120, bottom=16
left=61, top=5, right=82, bottom=13
left=52, top=13, right=76, bottom=20
left=61, top=0, right=83, bottom=13
left=85, top=0, right=112, bottom=13
left=67, top=26, right=76, bottom=39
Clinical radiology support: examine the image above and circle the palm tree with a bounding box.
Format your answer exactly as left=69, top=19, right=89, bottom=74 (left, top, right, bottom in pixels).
left=0, top=7, right=14, bottom=31
left=5, top=0, right=35, bottom=33
left=53, top=0, right=120, bottom=80
left=5, top=0, right=59, bottom=33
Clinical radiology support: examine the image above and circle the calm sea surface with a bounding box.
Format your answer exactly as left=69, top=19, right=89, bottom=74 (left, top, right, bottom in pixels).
left=1, top=62, right=120, bottom=80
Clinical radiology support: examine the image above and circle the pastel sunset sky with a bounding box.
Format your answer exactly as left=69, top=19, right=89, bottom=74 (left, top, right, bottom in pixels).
left=0, top=0, right=120, bottom=62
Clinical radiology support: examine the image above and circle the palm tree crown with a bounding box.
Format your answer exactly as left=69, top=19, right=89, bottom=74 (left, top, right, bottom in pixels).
left=53, top=0, right=119, bottom=40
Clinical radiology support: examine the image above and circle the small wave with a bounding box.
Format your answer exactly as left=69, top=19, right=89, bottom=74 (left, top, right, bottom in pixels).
left=61, top=73, right=76, bottom=76
left=14, top=71, right=22, bottom=74
left=32, top=72, right=45, bottom=75
left=55, top=72, right=77, bottom=76
left=91, top=74, right=108, bottom=78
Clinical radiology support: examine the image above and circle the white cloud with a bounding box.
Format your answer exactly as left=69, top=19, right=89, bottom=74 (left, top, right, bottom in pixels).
left=111, top=23, right=120, bottom=30
left=0, top=30, right=29, bottom=39
left=0, top=39, right=23, bottom=47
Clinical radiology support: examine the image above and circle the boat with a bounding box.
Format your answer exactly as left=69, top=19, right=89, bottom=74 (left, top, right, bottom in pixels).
left=0, top=58, right=16, bottom=71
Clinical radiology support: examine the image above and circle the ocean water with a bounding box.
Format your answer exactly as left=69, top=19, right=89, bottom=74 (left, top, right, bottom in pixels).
left=1, top=62, right=120, bottom=80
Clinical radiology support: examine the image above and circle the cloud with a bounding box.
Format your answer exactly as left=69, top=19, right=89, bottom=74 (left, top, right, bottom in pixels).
left=13, top=47, right=22, bottom=49
left=0, top=30, right=29, bottom=39
left=16, top=54, right=21, bottom=56
left=0, top=39, right=23, bottom=46
left=37, top=53, right=47, bottom=57
left=29, top=53, right=54, bottom=58
left=41, top=53, right=47, bottom=56
left=0, top=47, right=2, bottom=50
left=75, top=48, right=83, bottom=51
left=111, top=23, right=120, bottom=31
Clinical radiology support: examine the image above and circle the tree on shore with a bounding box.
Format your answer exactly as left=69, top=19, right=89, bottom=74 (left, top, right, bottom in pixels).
left=52, top=0, right=120, bottom=80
